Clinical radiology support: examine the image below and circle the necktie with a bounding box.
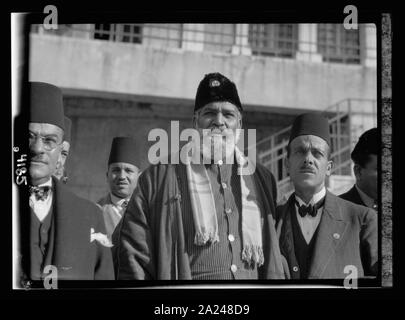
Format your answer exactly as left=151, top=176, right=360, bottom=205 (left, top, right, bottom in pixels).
left=29, top=186, right=51, bottom=201
left=122, top=200, right=129, bottom=209
left=296, top=196, right=325, bottom=218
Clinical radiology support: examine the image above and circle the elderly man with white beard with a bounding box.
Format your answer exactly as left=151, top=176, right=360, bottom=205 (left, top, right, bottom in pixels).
left=114, top=72, right=286, bottom=280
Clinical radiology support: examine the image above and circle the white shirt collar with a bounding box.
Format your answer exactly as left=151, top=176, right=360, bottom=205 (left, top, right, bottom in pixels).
left=109, top=193, right=130, bottom=207
left=295, top=186, right=326, bottom=207
left=355, top=184, right=375, bottom=208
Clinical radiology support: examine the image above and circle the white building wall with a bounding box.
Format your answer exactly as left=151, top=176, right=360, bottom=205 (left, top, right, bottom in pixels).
left=29, top=25, right=376, bottom=113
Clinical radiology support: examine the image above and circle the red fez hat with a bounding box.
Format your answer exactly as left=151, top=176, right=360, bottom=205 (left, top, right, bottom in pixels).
left=64, top=116, right=72, bottom=143
left=289, top=113, right=330, bottom=145
left=194, top=72, right=242, bottom=112
left=29, top=81, right=65, bottom=131
left=108, top=137, right=138, bottom=167
left=351, top=127, right=379, bottom=161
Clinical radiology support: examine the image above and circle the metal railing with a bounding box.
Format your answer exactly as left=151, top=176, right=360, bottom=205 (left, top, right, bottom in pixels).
left=30, top=23, right=375, bottom=64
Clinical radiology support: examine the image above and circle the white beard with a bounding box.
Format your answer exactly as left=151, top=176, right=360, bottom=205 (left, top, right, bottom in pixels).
left=197, top=128, right=241, bottom=164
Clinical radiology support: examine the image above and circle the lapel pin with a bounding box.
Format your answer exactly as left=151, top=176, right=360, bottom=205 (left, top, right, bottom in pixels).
left=333, top=233, right=340, bottom=239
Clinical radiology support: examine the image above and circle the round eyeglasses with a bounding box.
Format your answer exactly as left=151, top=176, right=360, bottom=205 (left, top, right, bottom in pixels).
left=29, top=132, right=63, bottom=151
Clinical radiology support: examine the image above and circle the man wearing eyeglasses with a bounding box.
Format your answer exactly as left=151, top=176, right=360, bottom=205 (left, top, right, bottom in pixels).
left=19, top=82, right=114, bottom=286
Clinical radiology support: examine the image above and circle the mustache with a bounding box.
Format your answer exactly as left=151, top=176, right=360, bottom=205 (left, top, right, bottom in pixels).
left=201, top=127, right=235, bottom=136
left=209, top=127, right=225, bottom=134
left=116, top=180, right=128, bottom=183
left=300, top=165, right=316, bottom=173
left=30, top=156, right=48, bottom=164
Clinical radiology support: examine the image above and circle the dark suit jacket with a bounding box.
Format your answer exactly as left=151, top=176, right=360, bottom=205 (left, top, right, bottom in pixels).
left=276, top=191, right=378, bottom=279
left=339, top=185, right=366, bottom=207
left=20, top=177, right=114, bottom=283
left=114, top=162, right=286, bottom=280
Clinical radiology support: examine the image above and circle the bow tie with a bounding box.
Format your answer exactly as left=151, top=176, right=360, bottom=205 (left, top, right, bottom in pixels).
left=295, top=196, right=325, bottom=218
left=29, top=186, right=51, bottom=201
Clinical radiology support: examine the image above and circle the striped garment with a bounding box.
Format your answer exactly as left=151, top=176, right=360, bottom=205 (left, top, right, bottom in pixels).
left=184, top=142, right=264, bottom=268
left=178, top=162, right=261, bottom=279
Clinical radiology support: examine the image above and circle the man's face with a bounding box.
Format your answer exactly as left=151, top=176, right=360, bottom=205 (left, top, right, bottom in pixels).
left=29, top=123, right=64, bottom=185
left=54, top=141, right=71, bottom=180
left=60, top=141, right=71, bottom=166
left=286, top=135, right=332, bottom=195
left=194, top=101, right=242, bottom=130
left=193, top=101, right=242, bottom=161
left=355, top=154, right=378, bottom=200
left=107, top=162, right=140, bottom=199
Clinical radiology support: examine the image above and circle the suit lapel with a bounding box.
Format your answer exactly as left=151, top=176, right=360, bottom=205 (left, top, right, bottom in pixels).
left=278, top=195, right=299, bottom=276
left=97, top=194, right=113, bottom=207
left=308, top=192, right=348, bottom=278
left=51, top=177, right=89, bottom=278
left=102, top=204, right=122, bottom=238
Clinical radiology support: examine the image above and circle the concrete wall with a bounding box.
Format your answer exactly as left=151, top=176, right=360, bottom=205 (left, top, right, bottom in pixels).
left=29, top=33, right=376, bottom=112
